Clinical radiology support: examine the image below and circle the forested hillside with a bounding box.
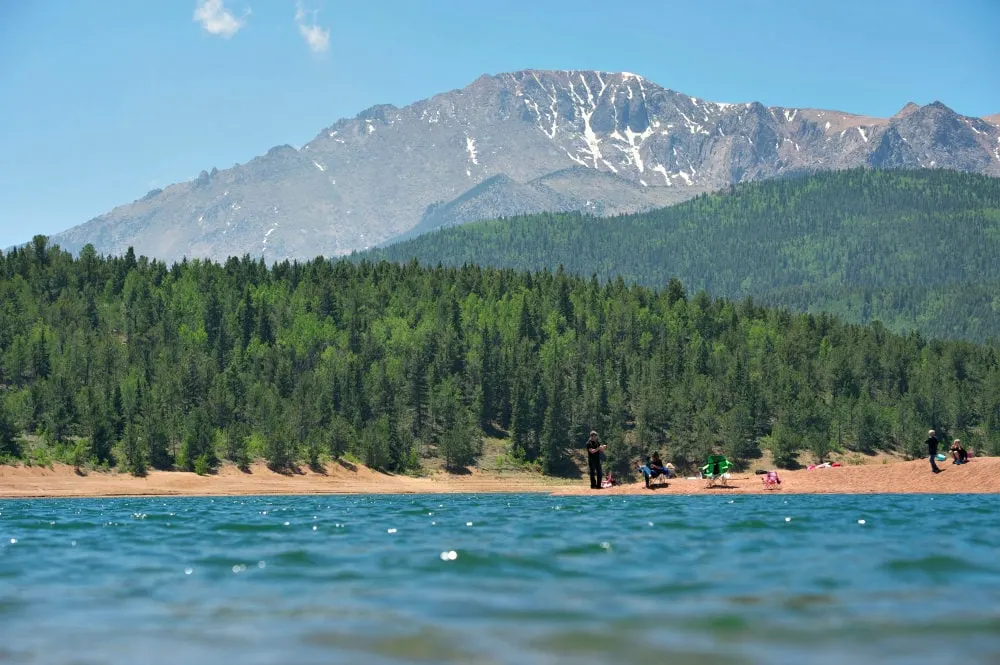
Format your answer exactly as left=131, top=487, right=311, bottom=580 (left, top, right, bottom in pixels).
left=2, top=238, right=998, bottom=478
left=373, top=169, right=1000, bottom=343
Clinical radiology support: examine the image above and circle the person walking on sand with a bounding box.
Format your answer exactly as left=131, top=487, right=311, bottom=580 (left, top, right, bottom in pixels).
left=926, top=429, right=941, bottom=473
left=587, top=430, right=607, bottom=489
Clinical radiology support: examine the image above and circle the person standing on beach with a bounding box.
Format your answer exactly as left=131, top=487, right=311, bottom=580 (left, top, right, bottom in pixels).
left=926, top=429, right=941, bottom=473
left=587, top=431, right=607, bottom=489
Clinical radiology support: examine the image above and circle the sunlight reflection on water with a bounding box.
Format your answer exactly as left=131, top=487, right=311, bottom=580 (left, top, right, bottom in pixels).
left=0, top=494, right=998, bottom=664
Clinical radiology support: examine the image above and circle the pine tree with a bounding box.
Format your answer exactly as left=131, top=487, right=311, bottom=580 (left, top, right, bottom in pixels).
left=143, top=412, right=172, bottom=470
left=119, top=423, right=147, bottom=476
left=89, top=403, right=114, bottom=465
left=440, top=406, right=480, bottom=470
left=360, top=415, right=391, bottom=470
left=179, top=408, right=217, bottom=473
left=31, top=328, right=51, bottom=380
left=0, top=397, right=20, bottom=458
left=508, top=373, right=530, bottom=460
left=238, top=288, right=255, bottom=349
left=478, top=325, right=498, bottom=429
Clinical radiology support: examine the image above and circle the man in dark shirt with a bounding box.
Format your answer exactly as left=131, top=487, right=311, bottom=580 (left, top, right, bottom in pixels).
left=926, top=429, right=941, bottom=473
left=586, top=430, right=606, bottom=489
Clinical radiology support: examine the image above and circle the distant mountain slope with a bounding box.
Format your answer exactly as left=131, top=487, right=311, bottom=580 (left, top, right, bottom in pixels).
left=368, top=169, right=1000, bottom=342
left=50, top=71, right=1000, bottom=263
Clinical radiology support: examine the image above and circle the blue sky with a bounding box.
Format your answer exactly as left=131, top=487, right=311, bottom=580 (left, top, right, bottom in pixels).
left=1, top=0, right=998, bottom=249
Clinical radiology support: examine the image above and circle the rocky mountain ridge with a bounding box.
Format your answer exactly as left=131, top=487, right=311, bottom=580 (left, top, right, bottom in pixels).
left=51, top=70, right=1000, bottom=263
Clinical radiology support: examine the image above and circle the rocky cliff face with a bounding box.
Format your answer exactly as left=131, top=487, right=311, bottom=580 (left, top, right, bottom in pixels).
left=51, top=71, right=1000, bottom=263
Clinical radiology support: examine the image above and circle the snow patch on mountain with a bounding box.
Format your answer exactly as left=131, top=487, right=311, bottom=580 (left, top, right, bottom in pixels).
left=580, top=106, right=606, bottom=169
left=620, top=125, right=654, bottom=172
left=262, top=223, right=279, bottom=252
left=465, top=135, right=479, bottom=165
left=652, top=164, right=671, bottom=185
left=678, top=111, right=706, bottom=135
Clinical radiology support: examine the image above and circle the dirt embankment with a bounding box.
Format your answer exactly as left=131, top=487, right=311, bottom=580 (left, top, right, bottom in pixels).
left=1, top=457, right=998, bottom=498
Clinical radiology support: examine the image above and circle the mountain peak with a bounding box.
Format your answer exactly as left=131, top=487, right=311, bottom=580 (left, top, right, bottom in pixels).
left=923, top=101, right=957, bottom=114
left=893, top=102, right=921, bottom=118
left=49, top=71, right=1000, bottom=264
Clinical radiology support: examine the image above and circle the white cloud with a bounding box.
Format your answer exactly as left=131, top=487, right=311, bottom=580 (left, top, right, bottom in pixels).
left=194, top=0, right=247, bottom=39
left=295, top=2, right=330, bottom=53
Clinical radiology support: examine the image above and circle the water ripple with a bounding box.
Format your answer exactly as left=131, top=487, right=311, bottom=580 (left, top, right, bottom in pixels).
left=1, top=494, right=998, bottom=664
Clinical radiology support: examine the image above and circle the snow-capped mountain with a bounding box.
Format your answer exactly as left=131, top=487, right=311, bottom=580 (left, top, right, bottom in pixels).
left=51, top=70, right=1000, bottom=263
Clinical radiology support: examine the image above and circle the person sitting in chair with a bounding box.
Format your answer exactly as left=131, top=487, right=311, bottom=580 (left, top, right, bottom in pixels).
left=637, top=453, right=675, bottom=488
left=649, top=453, right=675, bottom=478
left=951, top=439, right=968, bottom=465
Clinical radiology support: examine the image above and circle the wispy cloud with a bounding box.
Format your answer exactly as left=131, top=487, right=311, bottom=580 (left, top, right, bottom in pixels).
left=194, top=0, right=247, bottom=39
left=295, top=2, right=330, bottom=53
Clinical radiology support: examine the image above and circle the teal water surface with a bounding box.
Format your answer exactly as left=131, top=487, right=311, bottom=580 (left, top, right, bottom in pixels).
left=1, top=494, right=999, bottom=664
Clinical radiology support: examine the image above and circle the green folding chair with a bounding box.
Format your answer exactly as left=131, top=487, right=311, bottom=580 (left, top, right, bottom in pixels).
left=701, top=454, right=733, bottom=487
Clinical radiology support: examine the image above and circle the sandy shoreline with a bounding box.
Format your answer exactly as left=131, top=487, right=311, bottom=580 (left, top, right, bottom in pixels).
left=1, top=457, right=998, bottom=498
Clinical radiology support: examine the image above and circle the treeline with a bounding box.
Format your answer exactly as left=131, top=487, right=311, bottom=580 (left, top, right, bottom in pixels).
left=1, top=237, right=998, bottom=478
left=371, top=168, right=1000, bottom=343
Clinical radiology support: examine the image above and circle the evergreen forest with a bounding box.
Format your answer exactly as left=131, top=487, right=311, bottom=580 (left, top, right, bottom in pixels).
left=2, top=237, right=998, bottom=478
left=372, top=169, right=1000, bottom=343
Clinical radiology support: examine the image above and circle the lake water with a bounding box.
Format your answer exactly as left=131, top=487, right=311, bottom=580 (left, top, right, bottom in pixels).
left=1, top=493, right=998, bottom=665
